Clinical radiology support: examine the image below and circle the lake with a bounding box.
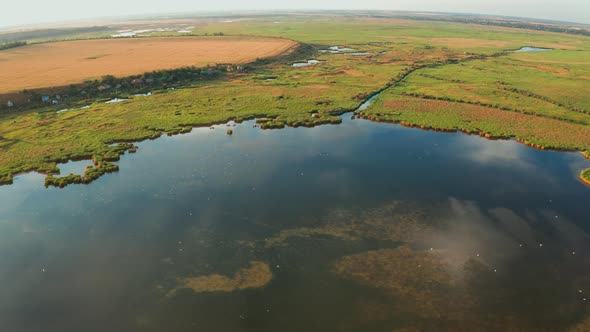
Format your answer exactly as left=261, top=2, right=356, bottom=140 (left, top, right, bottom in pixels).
left=1, top=112, right=590, bottom=331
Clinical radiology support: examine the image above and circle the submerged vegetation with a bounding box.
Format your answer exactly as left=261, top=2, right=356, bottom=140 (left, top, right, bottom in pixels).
left=0, top=17, right=590, bottom=187
left=335, top=247, right=458, bottom=319
left=240, top=200, right=590, bottom=331
left=263, top=202, right=429, bottom=248
left=170, top=261, right=272, bottom=294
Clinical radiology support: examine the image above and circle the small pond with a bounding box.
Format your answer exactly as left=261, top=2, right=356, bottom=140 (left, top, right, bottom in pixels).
left=292, top=59, right=323, bottom=67
left=320, top=46, right=356, bottom=53
left=105, top=98, right=129, bottom=104
left=512, top=46, right=553, bottom=52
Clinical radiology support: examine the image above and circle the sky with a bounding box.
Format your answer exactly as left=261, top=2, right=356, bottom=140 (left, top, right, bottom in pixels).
left=2, top=0, right=589, bottom=28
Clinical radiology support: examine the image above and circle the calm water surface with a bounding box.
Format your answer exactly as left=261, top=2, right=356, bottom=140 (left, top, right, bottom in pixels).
left=1, top=114, right=590, bottom=331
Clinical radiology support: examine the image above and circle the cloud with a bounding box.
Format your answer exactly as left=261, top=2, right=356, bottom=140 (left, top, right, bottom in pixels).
left=426, top=198, right=590, bottom=276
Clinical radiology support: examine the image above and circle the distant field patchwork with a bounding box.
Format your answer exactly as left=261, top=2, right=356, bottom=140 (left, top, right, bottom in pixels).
left=0, top=36, right=297, bottom=93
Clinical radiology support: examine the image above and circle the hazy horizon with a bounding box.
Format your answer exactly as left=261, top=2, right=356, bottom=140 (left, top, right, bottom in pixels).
left=2, top=0, right=590, bottom=29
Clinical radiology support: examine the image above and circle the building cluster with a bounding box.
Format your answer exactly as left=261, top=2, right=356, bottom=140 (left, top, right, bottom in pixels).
left=41, top=94, right=62, bottom=105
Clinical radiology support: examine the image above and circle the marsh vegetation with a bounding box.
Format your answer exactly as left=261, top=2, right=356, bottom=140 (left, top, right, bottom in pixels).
left=1, top=17, right=590, bottom=186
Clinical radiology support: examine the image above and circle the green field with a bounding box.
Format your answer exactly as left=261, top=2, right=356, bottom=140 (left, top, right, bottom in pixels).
left=1, top=16, right=590, bottom=186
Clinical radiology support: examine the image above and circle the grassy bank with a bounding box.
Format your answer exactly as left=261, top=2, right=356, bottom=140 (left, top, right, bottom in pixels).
left=581, top=169, right=590, bottom=186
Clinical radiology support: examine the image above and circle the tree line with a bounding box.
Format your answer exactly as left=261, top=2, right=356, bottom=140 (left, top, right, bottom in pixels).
left=0, top=41, right=27, bottom=50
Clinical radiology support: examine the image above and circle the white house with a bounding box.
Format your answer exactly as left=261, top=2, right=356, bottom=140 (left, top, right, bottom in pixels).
left=7, top=101, right=14, bottom=108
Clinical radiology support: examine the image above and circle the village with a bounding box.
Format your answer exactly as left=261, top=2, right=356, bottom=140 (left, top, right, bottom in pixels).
left=0, top=63, right=245, bottom=111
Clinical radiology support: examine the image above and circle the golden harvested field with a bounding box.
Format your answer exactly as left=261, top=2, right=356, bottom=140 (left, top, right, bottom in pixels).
left=0, top=36, right=297, bottom=93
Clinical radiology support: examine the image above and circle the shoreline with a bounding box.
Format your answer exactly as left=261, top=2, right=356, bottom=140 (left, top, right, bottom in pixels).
left=4, top=106, right=590, bottom=189
left=356, top=112, right=583, bottom=153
